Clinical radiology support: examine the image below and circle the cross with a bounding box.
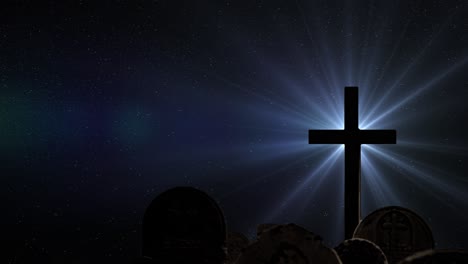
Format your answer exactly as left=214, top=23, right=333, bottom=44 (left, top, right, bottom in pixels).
left=308, top=86, right=396, bottom=239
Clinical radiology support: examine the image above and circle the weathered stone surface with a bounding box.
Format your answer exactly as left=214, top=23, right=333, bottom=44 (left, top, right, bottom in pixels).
left=257, top=223, right=278, bottom=238
left=236, top=223, right=341, bottom=264
left=335, top=238, right=388, bottom=264
left=226, top=231, right=250, bottom=264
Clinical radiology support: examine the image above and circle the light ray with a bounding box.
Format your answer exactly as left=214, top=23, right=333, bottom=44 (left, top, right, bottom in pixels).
left=220, top=145, right=340, bottom=199
left=397, top=140, right=468, bottom=157
left=363, top=55, right=468, bottom=128
left=361, top=13, right=456, bottom=126
left=361, top=150, right=401, bottom=208
left=264, top=145, right=344, bottom=222
left=364, top=145, right=468, bottom=208
left=362, top=19, right=410, bottom=112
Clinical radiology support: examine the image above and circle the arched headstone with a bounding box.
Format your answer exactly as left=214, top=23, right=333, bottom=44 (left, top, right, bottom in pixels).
left=353, top=206, right=434, bottom=264
left=226, top=231, right=250, bottom=264
left=397, top=249, right=468, bottom=264
left=335, top=238, right=388, bottom=264
left=142, top=186, right=226, bottom=264
left=236, top=223, right=342, bottom=264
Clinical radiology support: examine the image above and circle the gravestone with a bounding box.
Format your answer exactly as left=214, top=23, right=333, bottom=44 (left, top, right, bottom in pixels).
left=353, top=206, right=434, bottom=264
left=257, top=223, right=278, bottom=238
left=225, top=231, right=250, bottom=264
left=397, top=249, right=468, bottom=264
left=236, top=223, right=342, bottom=264
left=335, top=238, right=388, bottom=264
left=142, top=186, right=227, bottom=264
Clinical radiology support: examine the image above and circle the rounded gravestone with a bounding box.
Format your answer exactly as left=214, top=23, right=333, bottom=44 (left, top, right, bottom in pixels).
left=335, top=238, right=388, bottom=264
left=142, top=186, right=226, bottom=264
left=236, top=223, right=342, bottom=264
left=397, top=249, right=468, bottom=264
left=353, top=206, right=434, bottom=264
left=225, top=231, right=250, bottom=264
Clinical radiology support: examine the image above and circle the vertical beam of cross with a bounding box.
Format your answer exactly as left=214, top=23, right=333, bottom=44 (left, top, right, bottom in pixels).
left=308, top=86, right=397, bottom=239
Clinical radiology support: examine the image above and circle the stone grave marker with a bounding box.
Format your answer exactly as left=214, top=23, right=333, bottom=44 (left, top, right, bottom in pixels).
left=142, top=186, right=227, bottom=264
left=354, top=206, right=434, bottom=264
left=236, top=223, right=341, bottom=264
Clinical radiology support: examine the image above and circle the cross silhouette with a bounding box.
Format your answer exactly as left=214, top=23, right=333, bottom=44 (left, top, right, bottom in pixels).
left=308, top=86, right=397, bottom=239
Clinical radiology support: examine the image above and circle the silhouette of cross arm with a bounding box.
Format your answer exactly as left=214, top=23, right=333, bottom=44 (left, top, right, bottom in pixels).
left=309, top=86, right=396, bottom=145
left=308, top=86, right=396, bottom=239
left=308, top=129, right=396, bottom=145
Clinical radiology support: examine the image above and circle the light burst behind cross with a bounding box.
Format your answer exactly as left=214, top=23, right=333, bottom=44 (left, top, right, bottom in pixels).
left=309, top=86, right=397, bottom=239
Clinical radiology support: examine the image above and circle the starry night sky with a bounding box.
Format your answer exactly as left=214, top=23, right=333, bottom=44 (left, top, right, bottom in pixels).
left=2, top=0, right=468, bottom=263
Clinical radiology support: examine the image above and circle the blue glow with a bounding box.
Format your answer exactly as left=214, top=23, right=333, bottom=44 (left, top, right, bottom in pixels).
left=209, top=3, right=468, bottom=244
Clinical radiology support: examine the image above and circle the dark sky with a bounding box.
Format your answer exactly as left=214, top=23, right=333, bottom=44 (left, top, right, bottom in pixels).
left=2, top=0, right=468, bottom=263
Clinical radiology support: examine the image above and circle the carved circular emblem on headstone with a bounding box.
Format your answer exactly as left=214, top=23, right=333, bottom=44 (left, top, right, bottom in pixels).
left=335, top=238, right=388, bottom=264
left=353, top=206, right=434, bottom=264
left=397, top=249, right=468, bottom=264
left=236, top=223, right=342, bottom=264
left=142, top=186, right=226, bottom=263
left=226, top=231, right=250, bottom=264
